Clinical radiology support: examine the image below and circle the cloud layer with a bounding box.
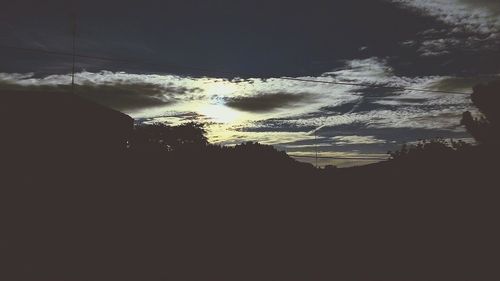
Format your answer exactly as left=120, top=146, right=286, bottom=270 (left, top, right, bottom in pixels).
left=1, top=55, right=488, bottom=167
left=392, top=0, right=500, bottom=57
left=391, top=0, right=500, bottom=34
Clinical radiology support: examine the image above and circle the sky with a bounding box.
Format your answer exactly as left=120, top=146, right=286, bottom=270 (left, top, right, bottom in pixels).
left=1, top=0, right=499, bottom=166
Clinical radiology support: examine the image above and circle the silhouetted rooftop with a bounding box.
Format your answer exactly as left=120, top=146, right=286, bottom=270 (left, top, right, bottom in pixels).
left=0, top=90, right=133, bottom=153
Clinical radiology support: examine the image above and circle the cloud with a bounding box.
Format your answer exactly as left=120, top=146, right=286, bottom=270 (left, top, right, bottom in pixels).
left=0, top=71, right=205, bottom=112
left=0, top=80, right=174, bottom=111
left=332, top=135, right=387, bottom=146
left=324, top=57, right=395, bottom=85
left=233, top=58, right=477, bottom=137
left=270, top=122, right=472, bottom=162
left=322, top=57, right=451, bottom=93
left=391, top=0, right=500, bottom=57
left=390, top=0, right=500, bottom=34
left=429, top=76, right=500, bottom=92
left=74, top=83, right=176, bottom=111
left=315, top=123, right=470, bottom=142
left=224, top=92, right=312, bottom=112
left=417, top=38, right=461, bottom=57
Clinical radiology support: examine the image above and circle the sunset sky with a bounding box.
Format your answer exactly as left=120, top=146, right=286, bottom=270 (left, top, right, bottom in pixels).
left=1, top=0, right=499, bottom=166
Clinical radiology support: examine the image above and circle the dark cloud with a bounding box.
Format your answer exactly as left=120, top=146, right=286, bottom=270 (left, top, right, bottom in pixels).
left=278, top=138, right=395, bottom=155
left=429, top=76, right=500, bottom=92
left=74, top=83, right=176, bottom=111
left=0, top=80, right=181, bottom=112
left=275, top=122, right=470, bottom=154
left=314, top=122, right=469, bottom=142
left=320, top=100, right=400, bottom=114
left=136, top=112, right=207, bottom=125
left=239, top=119, right=316, bottom=133
left=353, top=87, right=403, bottom=97
left=224, top=92, right=311, bottom=112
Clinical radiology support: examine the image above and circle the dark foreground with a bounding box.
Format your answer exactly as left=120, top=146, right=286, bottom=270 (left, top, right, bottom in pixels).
left=1, top=90, right=499, bottom=280
left=1, top=148, right=499, bottom=281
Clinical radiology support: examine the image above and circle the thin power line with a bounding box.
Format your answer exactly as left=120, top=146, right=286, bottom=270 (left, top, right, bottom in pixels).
left=0, top=44, right=472, bottom=95
left=71, top=13, right=77, bottom=93
left=0, top=45, right=151, bottom=64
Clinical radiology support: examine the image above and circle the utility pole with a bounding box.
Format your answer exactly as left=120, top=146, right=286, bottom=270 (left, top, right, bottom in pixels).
left=71, top=12, right=77, bottom=94
left=315, top=130, right=318, bottom=168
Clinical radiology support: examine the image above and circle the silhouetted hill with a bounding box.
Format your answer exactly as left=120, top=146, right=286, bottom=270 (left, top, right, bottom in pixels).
left=1, top=90, right=499, bottom=281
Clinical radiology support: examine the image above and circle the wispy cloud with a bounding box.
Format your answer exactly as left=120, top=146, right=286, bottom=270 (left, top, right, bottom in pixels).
left=391, top=0, right=500, bottom=57
left=390, top=0, right=500, bottom=34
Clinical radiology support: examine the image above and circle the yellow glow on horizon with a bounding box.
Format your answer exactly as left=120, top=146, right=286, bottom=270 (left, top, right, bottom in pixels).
left=194, top=80, right=245, bottom=124
left=199, top=103, right=241, bottom=124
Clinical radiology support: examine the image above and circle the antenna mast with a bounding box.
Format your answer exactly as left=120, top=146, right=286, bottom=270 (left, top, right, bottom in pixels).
left=71, top=12, right=77, bottom=93
left=315, top=130, right=318, bottom=168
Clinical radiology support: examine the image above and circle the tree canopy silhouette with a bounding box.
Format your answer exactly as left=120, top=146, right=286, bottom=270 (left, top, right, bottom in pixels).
left=129, top=122, right=208, bottom=152
left=388, top=138, right=471, bottom=162
left=461, top=81, right=500, bottom=145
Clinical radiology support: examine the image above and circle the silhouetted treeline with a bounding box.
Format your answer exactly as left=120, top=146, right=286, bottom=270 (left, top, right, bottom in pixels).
left=127, top=122, right=311, bottom=171
left=129, top=122, right=208, bottom=152
left=387, top=81, right=500, bottom=164
left=1, top=88, right=499, bottom=281
left=388, top=138, right=472, bottom=161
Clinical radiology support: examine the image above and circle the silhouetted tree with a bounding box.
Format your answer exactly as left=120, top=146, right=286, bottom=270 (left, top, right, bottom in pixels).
left=129, top=122, right=208, bottom=152
left=232, top=142, right=297, bottom=165
left=388, top=138, right=471, bottom=161
left=388, top=82, right=500, bottom=163
left=461, top=81, right=500, bottom=145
